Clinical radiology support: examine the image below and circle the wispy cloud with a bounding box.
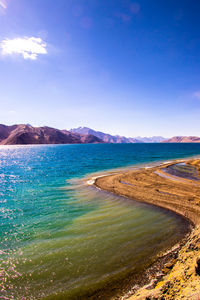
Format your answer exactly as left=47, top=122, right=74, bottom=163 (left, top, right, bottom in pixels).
left=0, top=0, right=8, bottom=14
left=0, top=37, right=47, bottom=60
left=193, top=91, right=200, bottom=99
left=0, top=0, right=7, bottom=10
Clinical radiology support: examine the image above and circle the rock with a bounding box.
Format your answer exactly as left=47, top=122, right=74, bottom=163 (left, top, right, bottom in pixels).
left=162, top=267, right=170, bottom=274
left=165, top=259, right=176, bottom=269
left=195, top=257, right=200, bottom=275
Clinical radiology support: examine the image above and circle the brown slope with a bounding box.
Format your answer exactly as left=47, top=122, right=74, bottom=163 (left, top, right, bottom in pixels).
left=163, top=136, right=200, bottom=143
left=80, top=134, right=103, bottom=143
left=70, top=127, right=141, bottom=143
left=0, top=124, right=18, bottom=142
left=0, top=124, right=104, bottom=145
left=61, top=130, right=104, bottom=144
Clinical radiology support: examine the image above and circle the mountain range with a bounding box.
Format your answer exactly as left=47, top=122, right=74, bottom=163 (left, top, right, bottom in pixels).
left=162, top=136, right=200, bottom=143
left=70, top=127, right=166, bottom=143
left=0, top=124, right=200, bottom=145
left=0, top=124, right=103, bottom=145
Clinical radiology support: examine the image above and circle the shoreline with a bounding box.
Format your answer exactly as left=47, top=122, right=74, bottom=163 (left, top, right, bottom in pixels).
left=93, top=158, right=200, bottom=299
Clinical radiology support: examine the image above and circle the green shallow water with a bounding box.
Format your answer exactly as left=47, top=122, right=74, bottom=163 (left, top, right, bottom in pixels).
left=1, top=144, right=200, bottom=299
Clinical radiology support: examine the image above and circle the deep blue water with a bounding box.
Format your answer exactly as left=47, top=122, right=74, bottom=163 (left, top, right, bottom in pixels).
left=1, top=143, right=200, bottom=299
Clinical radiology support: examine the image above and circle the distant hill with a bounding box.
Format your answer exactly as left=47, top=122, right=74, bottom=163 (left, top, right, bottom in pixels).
left=70, top=127, right=142, bottom=143
left=2, top=124, right=198, bottom=145
left=0, top=124, right=18, bottom=141
left=135, top=136, right=167, bottom=143
left=163, top=136, right=200, bottom=143
left=70, top=127, right=166, bottom=143
left=0, top=124, right=103, bottom=145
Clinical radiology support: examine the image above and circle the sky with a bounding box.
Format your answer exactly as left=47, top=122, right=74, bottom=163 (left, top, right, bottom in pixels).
left=0, top=0, right=200, bottom=137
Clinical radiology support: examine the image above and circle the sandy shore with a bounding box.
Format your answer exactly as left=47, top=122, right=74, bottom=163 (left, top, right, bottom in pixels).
left=94, top=158, right=200, bottom=299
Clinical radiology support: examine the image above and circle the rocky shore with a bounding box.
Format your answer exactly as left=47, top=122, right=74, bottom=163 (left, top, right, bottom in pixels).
left=95, top=158, right=200, bottom=299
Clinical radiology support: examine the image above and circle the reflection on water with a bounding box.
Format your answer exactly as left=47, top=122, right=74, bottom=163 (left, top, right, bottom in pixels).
left=1, top=179, right=189, bottom=299
left=0, top=144, right=198, bottom=299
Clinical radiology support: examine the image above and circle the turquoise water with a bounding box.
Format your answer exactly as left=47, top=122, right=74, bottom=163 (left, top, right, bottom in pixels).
left=1, top=143, right=200, bottom=299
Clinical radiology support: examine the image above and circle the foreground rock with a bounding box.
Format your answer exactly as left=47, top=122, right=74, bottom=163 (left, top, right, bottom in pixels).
left=95, top=159, right=200, bottom=299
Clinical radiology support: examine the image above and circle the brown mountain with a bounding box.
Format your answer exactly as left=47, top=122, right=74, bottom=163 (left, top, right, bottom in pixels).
left=0, top=124, right=18, bottom=141
left=70, top=127, right=142, bottom=143
left=163, top=136, right=200, bottom=143
left=0, top=124, right=103, bottom=145
left=70, top=127, right=167, bottom=143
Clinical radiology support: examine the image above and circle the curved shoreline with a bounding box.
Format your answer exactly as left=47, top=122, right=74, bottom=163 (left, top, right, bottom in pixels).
left=93, top=158, right=200, bottom=299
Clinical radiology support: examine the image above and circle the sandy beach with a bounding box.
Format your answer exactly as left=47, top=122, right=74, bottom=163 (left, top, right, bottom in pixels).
left=94, top=158, right=200, bottom=299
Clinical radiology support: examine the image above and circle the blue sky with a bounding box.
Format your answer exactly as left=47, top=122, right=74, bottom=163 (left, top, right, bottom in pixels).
left=0, top=0, right=200, bottom=137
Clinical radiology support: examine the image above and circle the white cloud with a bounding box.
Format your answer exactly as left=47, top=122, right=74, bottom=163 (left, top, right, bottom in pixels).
left=0, top=0, right=7, bottom=12
left=0, top=37, right=47, bottom=60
